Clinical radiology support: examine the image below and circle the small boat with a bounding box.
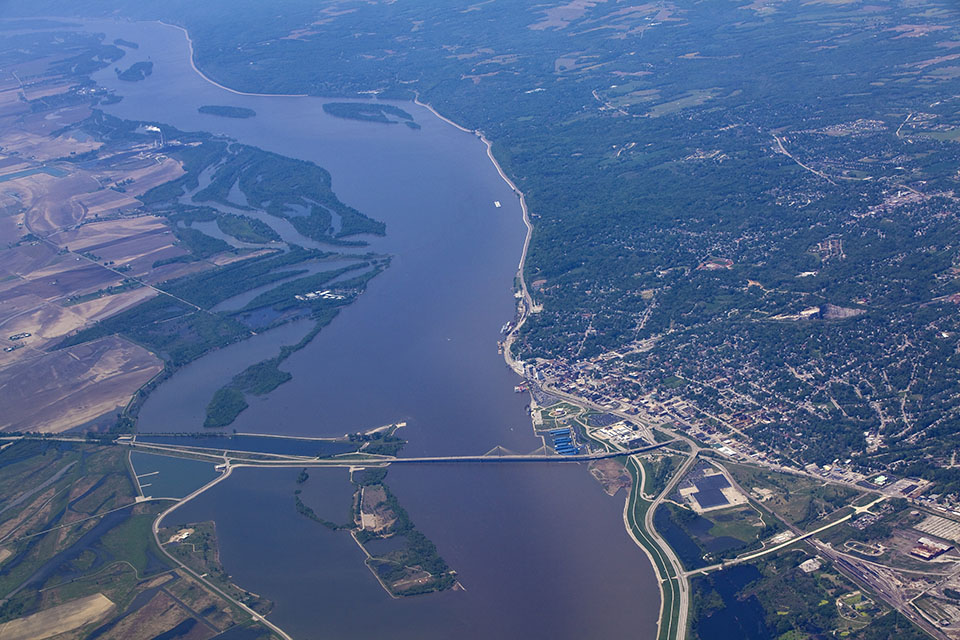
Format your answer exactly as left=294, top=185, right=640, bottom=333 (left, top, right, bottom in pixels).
left=494, top=201, right=501, bottom=208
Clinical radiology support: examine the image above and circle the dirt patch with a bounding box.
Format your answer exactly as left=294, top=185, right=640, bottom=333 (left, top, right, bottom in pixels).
left=360, top=485, right=396, bottom=533
left=164, top=572, right=242, bottom=631
left=589, top=459, right=632, bottom=496
left=529, top=0, right=603, bottom=30
left=0, top=335, right=162, bottom=433
left=823, top=304, right=865, bottom=320
left=0, top=302, right=89, bottom=345
left=0, top=242, right=60, bottom=279
left=207, top=249, right=273, bottom=267
left=141, top=259, right=210, bottom=285
left=50, top=215, right=185, bottom=277
left=0, top=593, right=114, bottom=640
left=52, top=216, right=168, bottom=252
left=68, top=287, right=158, bottom=322
left=7, top=156, right=181, bottom=235
left=10, top=171, right=97, bottom=235
left=0, top=87, right=30, bottom=120
left=95, top=590, right=209, bottom=640
left=0, top=129, right=100, bottom=163
left=888, top=24, right=949, bottom=39
left=390, top=568, right=435, bottom=594
left=0, top=256, right=120, bottom=304
left=20, top=82, right=73, bottom=102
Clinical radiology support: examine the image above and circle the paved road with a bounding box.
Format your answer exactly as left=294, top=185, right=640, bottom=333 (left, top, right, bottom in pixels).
left=150, top=465, right=294, bottom=640
left=644, top=449, right=699, bottom=640
left=687, top=496, right=886, bottom=578
left=120, top=438, right=672, bottom=466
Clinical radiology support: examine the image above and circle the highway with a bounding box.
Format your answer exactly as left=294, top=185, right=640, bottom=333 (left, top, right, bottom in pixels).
left=642, top=449, right=699, bottom=640
left=687, top=496, right=887, bottom=578
left=149, top=465, right=295, bottom=640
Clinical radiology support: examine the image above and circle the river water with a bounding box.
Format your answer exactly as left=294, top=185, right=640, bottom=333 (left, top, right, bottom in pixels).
left=78, top=19, right=658, bottom=639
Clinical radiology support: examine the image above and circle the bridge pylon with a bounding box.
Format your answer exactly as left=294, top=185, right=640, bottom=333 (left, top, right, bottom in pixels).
left=482, top=445, right=517, bottom=458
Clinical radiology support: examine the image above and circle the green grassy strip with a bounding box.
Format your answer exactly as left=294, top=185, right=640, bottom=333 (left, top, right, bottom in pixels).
left=625, top=457, right=682, bottom=640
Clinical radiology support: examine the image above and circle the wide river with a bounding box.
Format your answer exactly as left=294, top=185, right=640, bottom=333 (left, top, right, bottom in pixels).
left=82, top=19, right=659, bottom=639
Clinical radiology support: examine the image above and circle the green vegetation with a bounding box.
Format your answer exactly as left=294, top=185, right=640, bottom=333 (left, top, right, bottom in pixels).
left=53, top=138, right=383, bottom=428
left=192, top=144, right=385, bottom=241
left=199, top=259, right=388, bottom=429
left=172, top=224, right=233, bottom=259
left=204, top=387, right=248, bottom=429
left=852, top=611, right=930, bottom=640
left=162, top=247, right=319, bottom=308
left=215, top=213, right=280, bottom=243
left=204, top=357, right=290, bottom=428
left=115, top=60, right=152, bottom=81
left=657, top=502, right=776, bottom=568
left=0, top=442, right=172, bottom=625
left=294, top=494, right=351, bottom=531
left=98, top=511, right=164, bottom=574
left=624, top=457, right=682, bottom=640
left=359, top=435, right=405, bottom=456
left=357, top=482, right=457, bottom=596
left=726, top=462, right=861, bottom=528
left=198, top=104, right=256, bottom=118
left=641, top=454, right=678, bottom=496
left=240, top=263, right=366, bottom=312
left=353, top=467, right=388, bottom=486
left=293, top=454, right=454, bottom=597
left=64, top=279, right=143, bottom=306
left=231, top=358, right=292, bottom=394
left=56, top=294, right=250, bottom=368
left=323, top=102, right=418, bottom=129
left=159, top=521, right=273, bottom=615
left=690, top=552, right=900, bottom=640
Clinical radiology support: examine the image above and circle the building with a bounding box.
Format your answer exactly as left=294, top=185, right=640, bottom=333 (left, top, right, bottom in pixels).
left=910, top=537, right=952, bottom=560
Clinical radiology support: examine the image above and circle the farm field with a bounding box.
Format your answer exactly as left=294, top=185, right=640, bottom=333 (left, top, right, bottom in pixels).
left=0, top=25, right=386, bottom=435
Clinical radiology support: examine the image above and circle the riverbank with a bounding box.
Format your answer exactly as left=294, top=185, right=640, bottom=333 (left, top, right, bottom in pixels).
left=157, top=21, right=308, bottom=98
left=150, top=464, right=295, bottom=640
left=412, top=95, right=537, bottom=379
left=159, top=16, right=537, bottom=376
left=160, top=15, right=539, bottom=373
left=106, top=18, right=661, bottom=639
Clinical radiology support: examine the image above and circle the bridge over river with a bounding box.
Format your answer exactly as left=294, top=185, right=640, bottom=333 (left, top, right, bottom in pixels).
left=116, top=437, right=674, bottom=468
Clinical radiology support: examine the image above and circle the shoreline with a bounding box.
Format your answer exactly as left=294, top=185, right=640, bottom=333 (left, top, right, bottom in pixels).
left=412, top=94, right=536, bottom=375
left=141, top=18, right=670, bottom=639
left=157, top=21, right=308, bottom=98
left=156, top=20, right=538, bottom=364
left=150, top=465, right=295, bottom=640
